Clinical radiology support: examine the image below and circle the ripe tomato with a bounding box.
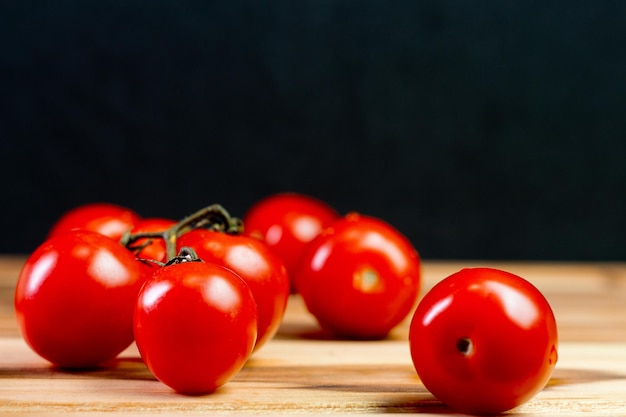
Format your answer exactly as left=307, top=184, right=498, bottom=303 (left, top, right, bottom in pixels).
left=409, top=268, right=558, bottom=415
left=14, top=231, right=145, bottom=368
left=134, top=261, right=258, bottom=395
left=178, top=229, right=289, bottom=350
left=295, top=213, right=421, bottom=339
left=128, top=218, right=177, bottom=263
left=48, top=202, right=141, bottom=241
left=243, top=193, right=339, bottom=291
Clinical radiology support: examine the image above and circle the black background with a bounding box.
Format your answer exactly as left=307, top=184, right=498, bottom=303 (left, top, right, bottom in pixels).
left=1, top=1, right=625, bottom=260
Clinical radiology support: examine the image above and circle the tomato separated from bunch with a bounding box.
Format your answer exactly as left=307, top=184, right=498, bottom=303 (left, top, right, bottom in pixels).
left=134, top=259, right=258, bottom=395
left=295, top=213, right=421, bottom=339
left=409, top=267, right=558, bottom=415
left=14, top=231, right=146, bottom=368
left=178, top=230, right=289, bottom=350
left=243, top=193, right=339, bottom=292
left=47, top=202, right=140, bottom=241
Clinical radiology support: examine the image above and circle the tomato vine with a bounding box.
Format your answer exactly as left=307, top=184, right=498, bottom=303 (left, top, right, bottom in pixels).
left=120, top=204, right=243, bottom=262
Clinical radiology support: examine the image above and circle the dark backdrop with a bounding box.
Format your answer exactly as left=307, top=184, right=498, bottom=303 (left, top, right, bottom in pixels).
left=1, top=1, right=625, bottom=260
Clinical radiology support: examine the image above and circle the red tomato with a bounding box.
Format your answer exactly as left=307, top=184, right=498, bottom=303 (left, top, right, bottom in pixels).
left=243, top=193, right=339, bottom=291
left=295, top=213, right=421, bottom=339
left=14, top=231, right=146, bottom=368
left=178, top=229, right=290, bottom=350
left=48, top=203, right=141, bottom=241
left=409, top=268, right=558, bottom=415
left=129, top=218, right=177, bottom=263
left=134, top=261, right=258, bottom=394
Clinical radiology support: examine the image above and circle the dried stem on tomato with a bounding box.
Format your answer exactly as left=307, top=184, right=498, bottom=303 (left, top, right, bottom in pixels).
left=120, top=204, right=243, bottom=262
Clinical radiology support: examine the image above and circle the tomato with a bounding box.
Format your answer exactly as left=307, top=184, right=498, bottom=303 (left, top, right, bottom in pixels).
left=409, top=267, right=558, bottom=415
left=134, top=260, right=258, bottom=395
left=178, top=229, right=289, bottom=350
left=295, top=213, right=421, bottom=339
left=128, top=218, right=177, bottom=263
left=48, top=202, right=141, bottom=241
left=243, top=193, right=339, bottom=292
left=14, top=231, right=146, bottom=369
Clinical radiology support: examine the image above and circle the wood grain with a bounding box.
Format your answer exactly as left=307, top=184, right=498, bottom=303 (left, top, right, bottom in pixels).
left=1, top=256, right=626, bottom=416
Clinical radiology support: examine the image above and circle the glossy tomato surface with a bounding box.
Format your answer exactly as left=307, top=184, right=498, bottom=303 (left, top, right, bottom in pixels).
left=48, top=203, right=141, bottom=241
left=134, top=261, right=258, bottom=395
left=14, top=231, right=145, bottom=368
left=295, top=213, right=420, bottom=339
left=129, top=217, right=177, bottom=263
left=409, top=268, right=558, bottom=415
left=178, top=229, right=289, bottom=350
left=243, top=193, right=339, bottom=291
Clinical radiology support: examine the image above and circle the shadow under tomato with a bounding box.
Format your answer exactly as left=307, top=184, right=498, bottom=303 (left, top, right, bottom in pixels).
left=545, top=366, right=626, bottom=388
left=379, top=368, right=626, bottom=415
left=0, top=357, right=155, bottom=381
left=237, top=361, right=626, bottom=415
left=238, top=362, right=458, bottom=413
left=376, top=397, right=461, bottom=414
left=275, top=322, right=408, bottom=342
left=273, top=320, right=328, bottom=340
left=59, top=357, right=155, bottom=381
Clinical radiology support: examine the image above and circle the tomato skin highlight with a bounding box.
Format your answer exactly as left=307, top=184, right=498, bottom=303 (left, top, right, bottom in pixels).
left=243, top=193, right=339, bottom=291
left=48, top=202, right=141, bottom=241
left=14, top=231, right=145, bottom=369
left=295, top=213, right=421, bottom=339
left=409, top=268, right=558, bottom=415
left=178, top=230, right=289, bottom=350
left=133, top=261, right=258, bottom=395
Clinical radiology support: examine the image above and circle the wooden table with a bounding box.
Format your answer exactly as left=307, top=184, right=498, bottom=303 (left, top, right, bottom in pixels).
left=1, top=255, right=625, bottom=416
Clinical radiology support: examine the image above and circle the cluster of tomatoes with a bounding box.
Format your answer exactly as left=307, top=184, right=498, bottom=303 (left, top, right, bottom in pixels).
left=14, top=192, right=558, bottom=415
left=14, top=200, right=291, bottom=394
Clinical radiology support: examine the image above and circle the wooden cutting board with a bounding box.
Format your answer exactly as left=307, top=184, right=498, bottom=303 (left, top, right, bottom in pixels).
left=1, top=256, right=625, bottom=416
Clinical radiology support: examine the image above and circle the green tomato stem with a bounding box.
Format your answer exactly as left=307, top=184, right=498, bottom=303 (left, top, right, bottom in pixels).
left=121, top=204, right=243, bottom=262
left=165, top=246, right=202, bottom=265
